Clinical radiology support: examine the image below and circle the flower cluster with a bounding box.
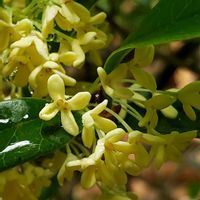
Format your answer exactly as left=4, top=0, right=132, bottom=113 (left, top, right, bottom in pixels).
left=0, top=1, right=199, bottom=199
left=0, top=163, right=52, bottom=199
left=0, top=0, right=108, bottom=99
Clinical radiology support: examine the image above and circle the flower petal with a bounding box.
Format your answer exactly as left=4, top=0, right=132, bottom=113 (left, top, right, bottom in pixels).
left=80, top=166, right=96, bottom=189
left=71, top=39, right=85, bottom=67
left=28, top=65, right=43, bottom=88
left=53, top=69, right=76, bottom=86
left=47, top=74, right=65, bottom=100
left=68, top=92, right=91, bottom=110
left=42, top=5, right=59, bottom=37
left=90, top=99, right=108, bottom=116
left=39, top=102, right=59, bottom=120
left=82, top=126, right=95, bottom=148
left=82, top=112, right=94, bottom=128
left=94, top=115, right=117, bottom=133
left=61, top=110, right=79, bottom=136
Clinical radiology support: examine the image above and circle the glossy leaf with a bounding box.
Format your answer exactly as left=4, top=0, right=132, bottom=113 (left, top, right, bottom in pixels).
left=104, top=0, right=200, bottom=73
left=0, top=98, right=82, bottom=171
left=125, top=102, right=200, bottom=137
left=76, top=0, right=98, bottom=9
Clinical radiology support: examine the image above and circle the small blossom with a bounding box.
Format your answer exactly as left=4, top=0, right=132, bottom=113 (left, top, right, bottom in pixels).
left=129, top=66, right=157, bottom=92
left=2, top=33, right=48, bottom=87
left=82, top=100, right=117, bottom=148
left=139, top=94, right=176, bottom=129
left=42, top=0, right=90, bottom=37
left=178, top=81, right=200, bottom=120
left=129, top=45, right=155, bottom=68
left=145, top=130, right=197, bottom=168
left=97, top=66, right=134, bottom=99
left=42, top=5, right=60, bottom=38
left=10, top=33, right=48, bottom=66
left=39, top=74, right=91, bottom=136
left=2, top=54, right=34, bottom=87
left=29, top=59, right=76, bottom=97
left=0, top=8, right=13, bottom=52
left=128, top=45, right=156, bottom=92
left=61, top=138, right=105, bottom=189
left=57, top=150, right=79, bottom=185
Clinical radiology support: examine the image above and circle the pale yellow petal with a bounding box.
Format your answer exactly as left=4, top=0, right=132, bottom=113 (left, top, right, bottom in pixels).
left=183, top=103, right=196, bottom=121
left=53, top=69, right=76, bottom=86
left=82, top=126, right=95, bottom=148
left=82, top=112, right=95, bottom=128
left=61, top=110, right=79, bottom=136
left=55, top=13, right=72, bottom=31
left=68, top=92, right=91, bottom=110
left=71, top=1, right=90, bottom=22
left=58, top=51, right=77, bottom=66
left=90, top=99, right=108, bottom=116
left=39, top=102, right=59, bottom=121
left=105, top=128, right=126, bottom=143
left=71, top=39, right=85, bottom=67
left=80, top=166, right=96, bottom=189
left=47, top=74, right=65, bottom=100
left=130, top=45, right=155, bottom=68
left=94, top=115, right=117, bottom=133
left=131, top=67, right=157, bottom=92
left=28, top=65, right=43, bottom=88
left=78, top=32, right=96, bottom=45
left=43, top=61, right=59, bottom=69
left=90, top=12, right=107, bottom=24
left=161, top=105, right=178, bottom=119
left=42, top=5, right=59, bottom=37
left=60, top=3, right=80, bottom=23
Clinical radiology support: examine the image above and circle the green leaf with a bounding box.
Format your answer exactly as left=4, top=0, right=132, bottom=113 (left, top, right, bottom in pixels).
left=104, top=0, right=200, bottom=73
left=125, top=102, right=200, bottom=137
left=76, top=0, right=98, bottom=9
left=0, top=98, right=79, bottom=171
left=0, top=0, right=3, bottom=7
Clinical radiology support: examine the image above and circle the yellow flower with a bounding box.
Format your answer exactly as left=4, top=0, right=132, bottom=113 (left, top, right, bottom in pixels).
left=139, top=94, right=176, bottom=129
left=2, top=54, right=34, bottom=87
left=61, top=138, right=105, bottom=189
left=97, top=66, right=134, bottom=99
left=14, top=19, right=33, bottom=38
left=77, top=28, right=107, bottom=52
left=0, top=8, right=13, bottom=52
left=2, top=33, right=48, bottom=87
left=29, top=59, right=76, bottom=97
left=42, top=1, right=90, bottom=37
left=42, top=5, right=60, bottom=38
left=143, top=130, right=197, bottom=168
left=58, top=39, right=85, bottom=68
left=0, top=163, right=52, bottom=199
left=39, top=74, right=91, bottom=136
left=82, top=100, right=117, bottom=148
left=128, top=45, right=156, bottom=92
left=129, top=45, right=155, bottom=68
left=10, top=33, right=48, bottom=66
left=57, top=149, right=79, bottom=185
left=178, top=81, right=200, bottom=120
